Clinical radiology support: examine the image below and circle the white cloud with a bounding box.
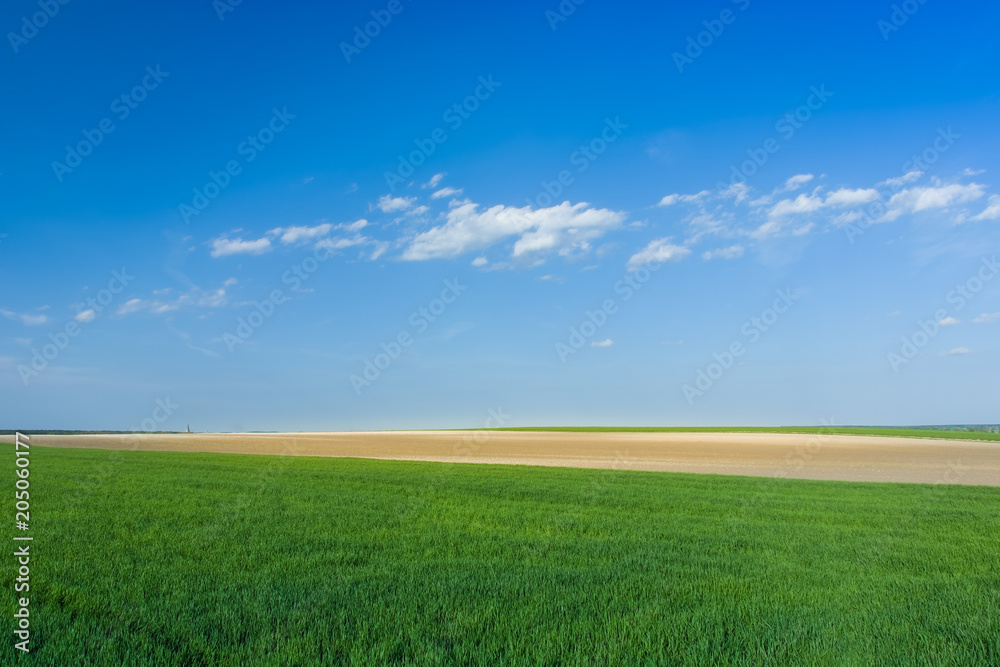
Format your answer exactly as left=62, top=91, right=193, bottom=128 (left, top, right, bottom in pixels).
left=316, top=235, right=369, bottom=251
left=402, top=200, right=624, bottom=261
left=832, top=211, right=863, bottom=226
left=471, top=256, right=488, bottom=267
left=970, top=195, right=1000, bottom=221
left=117, top=281, right=234, bottom=316
left=749, top=220, right=782, bottom=240
left=646, top=169, right=997, bottom=249
left=369, top=242, right=389, bottom=261
left=117, top=298, right=145, bottom=315
left=940, top=347, right=972, bottom=356
left=972, top=312, right=1000, bottom=324
left=75, top=309, right=96, bottom=323
left=658, top=191, right=710, bottom=207
left=210, top=236, right=272, bottom=258
left=376, top=195, right=415, bottom=213
left=269, top=223, right=332, bottom=245
left=769, top=193, right=824, bottom=217
left=769, top=188, right=878, bottom=219
left=338, top=219, right=368, bottom=232
left=701, top=245, right=744, bottom=260
left=591, top=338, right=613, bottom=348
left=938, top=316, right=959, bottom=326
left=718, top=182, right=750, bottom=203
left=879, top=170, right=923, bottom=188
left=626, top=238, right=691, bottom=271
left=823, top=188, right=879, bottom=207
left=0, top=309, right=47, bottom=326
left=783, top=174, right=814, bottom=191
left=431, top=187, right=463, bottom=199
left=423, top=173, right=445, bottom=189
left=883, top=183, right=985, bottom=221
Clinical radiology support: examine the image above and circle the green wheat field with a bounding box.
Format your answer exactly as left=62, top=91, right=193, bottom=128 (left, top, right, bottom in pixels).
left=3, top=442, right=999, bottom=665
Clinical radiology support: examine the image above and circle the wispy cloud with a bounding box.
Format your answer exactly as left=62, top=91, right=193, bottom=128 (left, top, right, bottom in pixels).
left=117, top=280, right=234, bottom=316
left=269, top=223, right=332, bottom=245
left=883, top=182, right=985, bottom=221
left=423, top=173, right=445, bottom=189
left=970, top=194, right=1000, bottom=221
left=0, top=309, right=47, bottom=326
left=402, top=200, right=625, bottom=262
left=782, top=174, right=814, bottom=191
left=627, top=238, right=690, bottom=271
left=651, top=169, right=996, bottom=250
left=702, top=245, right=744, bottom=260
left=376, top=195, right=415, bottom=213
left=210, top=236, right=272, bottom=258
left=431, top=186, right=463, bottom=199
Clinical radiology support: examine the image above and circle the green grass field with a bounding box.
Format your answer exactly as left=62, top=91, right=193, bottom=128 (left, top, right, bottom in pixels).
left=472, top=425, right=1000, bottom=442
left=3, top=443, right=999, bottom=665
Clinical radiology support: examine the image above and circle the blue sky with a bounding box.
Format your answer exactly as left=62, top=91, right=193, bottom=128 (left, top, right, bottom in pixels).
left=3, top=0, right=998, bottom=431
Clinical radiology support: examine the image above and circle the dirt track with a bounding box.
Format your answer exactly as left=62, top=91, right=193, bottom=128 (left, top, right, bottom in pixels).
left=28, top=430, right=1000, bottom=486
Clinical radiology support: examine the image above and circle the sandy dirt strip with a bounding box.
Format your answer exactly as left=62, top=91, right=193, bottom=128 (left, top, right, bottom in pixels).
left=27, top=430, right=1000, bottom=486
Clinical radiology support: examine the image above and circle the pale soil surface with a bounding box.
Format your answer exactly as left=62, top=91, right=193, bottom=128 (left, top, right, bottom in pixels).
left=27, top=431, right=1000, bottom=486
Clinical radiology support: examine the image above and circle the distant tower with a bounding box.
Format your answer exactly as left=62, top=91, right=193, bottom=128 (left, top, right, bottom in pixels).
left=186, top=424, right=191, bottom=433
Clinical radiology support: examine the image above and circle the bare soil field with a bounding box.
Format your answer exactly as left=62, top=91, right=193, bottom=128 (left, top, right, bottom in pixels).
left=29, top=430, right=1000, bottom=485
